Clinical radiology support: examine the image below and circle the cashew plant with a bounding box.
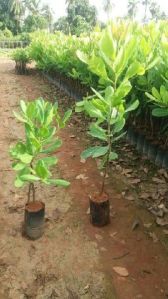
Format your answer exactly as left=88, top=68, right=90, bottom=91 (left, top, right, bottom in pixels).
left=75, top=25, right=156, bottom=194
left=10, top=98, right=72, bottom=202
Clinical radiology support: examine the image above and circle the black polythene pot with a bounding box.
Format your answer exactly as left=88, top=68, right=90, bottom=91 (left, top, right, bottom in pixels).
left=147, top=143, right=158, bottom=162
left=155, top=148, right=165, bottom=168
left=136, top=134, right=145, bottom=153
left=129, top=130, right=139, bottom=146
left=89, top=193, right=110, bottom=227
left=162, top=152, right=168, bottom=169
left=24, top=201, right=45, bottom=240
left=126, top=127, right=134, bottom=143
left=143, top=138, right=150, bottom=156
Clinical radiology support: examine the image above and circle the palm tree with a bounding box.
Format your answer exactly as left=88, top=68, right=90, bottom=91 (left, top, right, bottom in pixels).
left=9, top=0, right=24, bottom=33
left=42, top=4, right=53, bottom=32
left=24, top=0, right=41, bottom=16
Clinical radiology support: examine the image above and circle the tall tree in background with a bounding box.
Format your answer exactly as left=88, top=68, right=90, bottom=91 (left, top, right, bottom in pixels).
left=67, top=0, right=97, bottom=35
left=127, top=0, right=140, bottom=19
left=149, top=1, right=167, bottom=20
left=103, top=0, right=113, bottom=21
left=24, top=0, right=41, bottom=16
left=10, top=0, right=24, bottom=33
left=41, top=4, right=53, bottom=32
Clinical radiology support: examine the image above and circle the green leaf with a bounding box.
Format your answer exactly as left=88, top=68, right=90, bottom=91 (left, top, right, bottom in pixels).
left=12, top=162, right=26, bottom=171
left=15, top=177, right=25, bottom=188
left=125, top=100, right=139, bottom=113
left=19, top=153, right=33, bottom=164
left=48, top=179, right=70, bottom=187
left=114, top=80, right=132, bottom=101
left=125, top=61, right=145, bottom=79
left=42, top=139, right=62, bottom=154
left=35, top=160, right=50, bottom=179
left=89, top=124, right=107, bottom=141
left=13, top=111, right=26, bottom=123
left=81, top=146, right=109, bottom=160
left=84, top=100, right=105, bottom=120
left=20, top=100, right=27, bottom=114
left=152, top=87, right=161, bottom=101
left=20, top=174, right=40, bottom=182
left=76, top=50, right=88, bottom=64
left=152, top=108, right=168, bottom=117
left=113, top=118, right=125, bottom=133
left=62, top=109, right=72, bottom=124
left=99, top=26, right=116, bottom=61
left=109, top=152, right=118, bottom=161
left=41, top=157, right=58, bottom=166
left=145, top=92, right=157, bottom=102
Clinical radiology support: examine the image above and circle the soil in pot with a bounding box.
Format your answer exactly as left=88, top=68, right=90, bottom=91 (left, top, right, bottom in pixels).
left=89, top=192, right=110, bottom=227
left=24, top=201, right=45, bottom=240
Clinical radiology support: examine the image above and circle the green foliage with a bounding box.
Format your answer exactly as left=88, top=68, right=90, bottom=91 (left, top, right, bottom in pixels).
left=75, top=25, right=151, bottom=192
left=29, top=21, right=168, bottom=145
left=23, top=15, right=48, bottom=32
left=12, top=47, right=30, bottom=63
left=10, top=98, right=72, bottom=200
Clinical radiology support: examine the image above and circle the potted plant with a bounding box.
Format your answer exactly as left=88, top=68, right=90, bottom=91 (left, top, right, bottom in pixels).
left=12, top=48, right=31, bottom=74
left=10, top=98, right=72, bottom=239
left=75, top=25, right=156, bottom=226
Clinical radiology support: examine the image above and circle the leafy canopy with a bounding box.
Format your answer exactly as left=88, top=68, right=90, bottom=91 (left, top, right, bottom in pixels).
left=10, top=98, right=72, bottom=189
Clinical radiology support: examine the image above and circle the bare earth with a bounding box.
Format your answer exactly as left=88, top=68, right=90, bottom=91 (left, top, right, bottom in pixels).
left=0, top=58, right=168, bottom=299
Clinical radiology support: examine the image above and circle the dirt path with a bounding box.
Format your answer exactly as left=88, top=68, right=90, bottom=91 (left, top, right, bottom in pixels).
left=0, top=58, right=168, bottom=299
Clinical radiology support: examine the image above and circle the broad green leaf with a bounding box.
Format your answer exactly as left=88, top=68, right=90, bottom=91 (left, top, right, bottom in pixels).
left=146, top=57, right=160, bottom=70
left=20, top=100, right=27, bottom=114
left=99, top=26, right=116, bottom=60
left=125, top=61, right=145, bottom=79
left=15, top=177, right=25, bottom=188
left=89, top=124, right=107, bottom=141
left=84, top=100, right=105, bottom=120
left=81, top=146, right=109, bottom=160
left=62, top=109, right=72, bottom=124
left=109, top=152, right=118, bottom=161
left=145, top=92, right=157, bottom=102
left=152, top=108, right=168, bottom=117
left=152, top=87, right=161, bottom=101
left=113, top=118, right=125, bottom=133
left=13, top=111, right=26, bottom=123
left=48, top=179, right=70, bottom=187
left=125, top=100, right=139, bottom=113
left=35, top=160, right=50, bottom=179
left=88, top=53, right=110, bottom=82
left=114, top=80, right=132, bottom=101
left=20, top=174, right=40, bottom=182
left=42, top=139, right=62, bottom=153
left=41, top=157, right=58, bottom=166
left=12, top=162, right=25, bottom=171
left=19, top=153, right=33, bottom=164
left=76, top=50, right=88, bottom=64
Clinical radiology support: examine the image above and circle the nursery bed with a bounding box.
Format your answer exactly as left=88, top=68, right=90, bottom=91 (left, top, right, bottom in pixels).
left=0, top=58, right=168, bottom=299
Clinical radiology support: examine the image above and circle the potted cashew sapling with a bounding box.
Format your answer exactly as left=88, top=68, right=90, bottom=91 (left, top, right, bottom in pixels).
left=12, top=48, right=30, bottom=74
left=75, top=25, right=153, bottom=226
left=10, top=98, right=72, bottom=239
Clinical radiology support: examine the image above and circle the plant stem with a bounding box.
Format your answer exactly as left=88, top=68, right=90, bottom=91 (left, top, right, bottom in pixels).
left=28, top=183, right=32, bottom=203
left=32, top=183, right=35, bottom=202
left=100, top=79, right=116, bottom=195
left=27, top=182, right=36, bottom=203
